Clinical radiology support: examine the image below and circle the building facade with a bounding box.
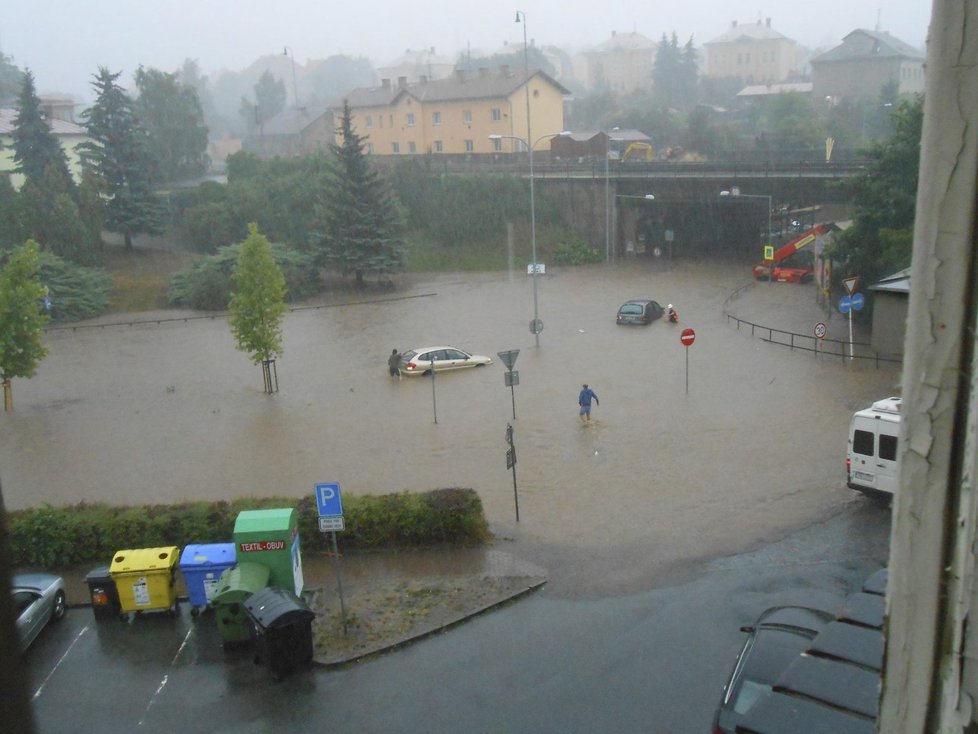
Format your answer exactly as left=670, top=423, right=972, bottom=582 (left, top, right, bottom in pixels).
left=339, top=67, right=568, bottom=157
left=585, top=31, right=657, bottom=93
left=811, top=29, right=925, bottom=102
left=704, top=19, right=797, bottom=83
left=0, top=97, right=90, bottom=188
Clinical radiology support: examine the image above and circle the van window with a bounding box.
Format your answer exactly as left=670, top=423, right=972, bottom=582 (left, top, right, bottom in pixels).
left=879, top=434, right=898, bottom=461
left=853, top=429, right=875, bottom=456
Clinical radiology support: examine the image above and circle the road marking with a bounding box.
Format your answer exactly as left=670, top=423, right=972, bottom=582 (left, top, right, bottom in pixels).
left=33, top=625, right=90, bottom=700
left=138, top=626, right=194, bottom=727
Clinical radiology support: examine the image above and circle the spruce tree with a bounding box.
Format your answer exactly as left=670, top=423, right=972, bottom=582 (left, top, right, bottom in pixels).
left=313, top=100, right=404, bottom=286
left=11, top=70, right=73, bottom=191
left=79, top=67, right=162, bottom=247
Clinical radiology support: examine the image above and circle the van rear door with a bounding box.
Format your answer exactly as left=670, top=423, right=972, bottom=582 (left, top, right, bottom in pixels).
left=848, top=418, right=900, bottom=496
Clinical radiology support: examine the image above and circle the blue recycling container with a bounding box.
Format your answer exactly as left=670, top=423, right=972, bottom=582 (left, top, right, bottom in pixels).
left=179, top=543, right=236, bottom=613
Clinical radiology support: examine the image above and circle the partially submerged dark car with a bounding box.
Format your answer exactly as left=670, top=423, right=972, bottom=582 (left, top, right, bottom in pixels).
left=616, top=299, right=664, bottom=325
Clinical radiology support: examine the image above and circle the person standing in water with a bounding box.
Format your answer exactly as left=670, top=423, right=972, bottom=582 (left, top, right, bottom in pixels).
left=578, top=383, right=599, bottom=424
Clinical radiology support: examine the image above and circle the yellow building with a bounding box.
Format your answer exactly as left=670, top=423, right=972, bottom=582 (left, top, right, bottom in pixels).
left=704, top=19, right=798, bottom=84
left=339, top=67, right=569, bottom=156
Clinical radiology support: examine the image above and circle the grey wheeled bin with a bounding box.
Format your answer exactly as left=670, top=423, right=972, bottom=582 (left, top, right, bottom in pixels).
left=244, top=586, right=316, bottom=680
left=212, top=562, right=270, bottom=646
left=85, top=566, right=122, bottom=621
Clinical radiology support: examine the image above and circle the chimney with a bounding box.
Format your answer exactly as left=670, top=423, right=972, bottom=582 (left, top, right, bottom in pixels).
left=500, top=64, right=510, bottom=77
left=455, top=68, right=465, bottom=82
left=381, top=78, right=391, bottom=90
left=766, top=17, right=771, bottom=27
left=430, top=46, right=435, bottom=54
left=398, top=76, right=408, bottom=89
left=731, top=20, right=737, bottom=27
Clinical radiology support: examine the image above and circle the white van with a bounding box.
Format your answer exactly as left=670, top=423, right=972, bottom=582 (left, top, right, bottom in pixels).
left=847, top=397, right=902, bottom=497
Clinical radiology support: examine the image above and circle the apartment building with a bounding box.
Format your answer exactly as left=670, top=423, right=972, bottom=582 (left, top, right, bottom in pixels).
left=340, top=66, right=568, bottom=156
left=704, top=18, right=798, bottom=83
left=811, top=29, right=925, bottom=103
left=584, top=31, right=657, bottom=92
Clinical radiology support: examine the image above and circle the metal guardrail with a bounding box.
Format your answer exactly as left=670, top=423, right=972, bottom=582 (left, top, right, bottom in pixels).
left=722, top=282, right=902, bottom=368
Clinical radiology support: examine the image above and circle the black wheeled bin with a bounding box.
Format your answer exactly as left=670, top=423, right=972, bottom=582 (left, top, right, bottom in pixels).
left=85, top=566, right=122, bottom=621
left=212, top=562, right=270, bottom=646
left=244, top=587, right=316, bottom=680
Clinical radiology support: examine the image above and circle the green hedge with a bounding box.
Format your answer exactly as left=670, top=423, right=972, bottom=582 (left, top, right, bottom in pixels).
left=6, top=488, right=491, bottom=568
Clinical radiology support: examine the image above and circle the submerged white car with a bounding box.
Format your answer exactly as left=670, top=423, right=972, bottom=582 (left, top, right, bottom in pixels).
left=399, top=346, right=492, bottom=376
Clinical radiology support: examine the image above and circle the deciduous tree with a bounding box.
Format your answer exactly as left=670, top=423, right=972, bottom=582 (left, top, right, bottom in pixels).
left=0, top=241, right=49, bottom=411
left=228, top=223, right=287, bottom=392
left=134, top=66, right=209, bottom=183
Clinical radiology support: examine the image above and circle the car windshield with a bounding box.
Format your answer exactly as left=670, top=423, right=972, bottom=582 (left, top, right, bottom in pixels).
left=732, top=678, right=770, bottom=715
left=620, top=304, right=644, bottom=315
left=401, top=351, right=418, bottom=361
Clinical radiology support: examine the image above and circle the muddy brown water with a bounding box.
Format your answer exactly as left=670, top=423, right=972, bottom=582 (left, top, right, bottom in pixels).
left=2, top=259, right=896, bottom=597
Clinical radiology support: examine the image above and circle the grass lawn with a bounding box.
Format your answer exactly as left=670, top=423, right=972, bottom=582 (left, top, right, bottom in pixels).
left=103, top=245, right=200, bottom=313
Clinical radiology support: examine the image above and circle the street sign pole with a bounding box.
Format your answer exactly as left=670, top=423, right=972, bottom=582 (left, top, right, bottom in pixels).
left=315, top=482, right=347, bottom=635
left=430, top=358, right=437, bottom=424
left=505, top=423, right=519, bottom=522
left=330, top=530, right=348, bottom=635
left=498, top=350, right=521, bottom=421
left=680, top=328, right=696, bottom=394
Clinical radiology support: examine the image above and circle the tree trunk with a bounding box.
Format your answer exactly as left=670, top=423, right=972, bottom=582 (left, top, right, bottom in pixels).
left=2, top=379, right=12, bottom=412
left=124, top=229, right=133, bottom=249
left=355, top=269, right=364, bottom=288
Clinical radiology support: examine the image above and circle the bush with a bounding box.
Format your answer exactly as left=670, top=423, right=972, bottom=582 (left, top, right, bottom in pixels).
left=167, top=241, right=320, bottom=310
left=6, top=488, right=491, bottom=568
left=553, top=234, right=602, bottom=266
left=32, top=250, right=112, bottom=322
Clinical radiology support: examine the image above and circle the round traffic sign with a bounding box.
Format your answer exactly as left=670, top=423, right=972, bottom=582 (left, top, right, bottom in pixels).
left=814, top=322, right=827, bottom=339
left=680, top=328, right=695, bottom=346
left=529, top=319, right=544, bottom=335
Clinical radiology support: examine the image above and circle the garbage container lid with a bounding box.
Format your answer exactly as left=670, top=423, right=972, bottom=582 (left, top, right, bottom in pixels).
left=179, top=542, right=236, bottom=569
left=212, top=562, right=270, bottom=603
left=244, top=586, right=314, bottom=628
left=110, top=546, right=180, bottom=573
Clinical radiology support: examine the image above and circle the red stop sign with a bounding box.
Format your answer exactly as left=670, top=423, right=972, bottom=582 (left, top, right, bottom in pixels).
left=680, top=328, right=696, bottom=346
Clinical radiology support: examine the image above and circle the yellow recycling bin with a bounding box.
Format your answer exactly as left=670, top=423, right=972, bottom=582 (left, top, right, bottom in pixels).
left=110, top=546, right=180, bottom=617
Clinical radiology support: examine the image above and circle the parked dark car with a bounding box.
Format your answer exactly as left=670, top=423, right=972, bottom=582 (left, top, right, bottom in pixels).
left=616, top=299, right=664, bottom=325
left=713, top=606, right=834, bottom=733
left=11, top=573, right=67, bottom=651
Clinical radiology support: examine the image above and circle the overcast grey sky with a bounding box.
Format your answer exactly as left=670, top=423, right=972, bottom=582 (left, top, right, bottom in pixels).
left=3, top=0, right=932, bottom=99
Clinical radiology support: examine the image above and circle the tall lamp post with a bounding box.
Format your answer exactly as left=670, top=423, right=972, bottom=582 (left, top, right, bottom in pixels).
left=491, top=132, right=568, bottom=347
left=283, top=46, right=299, bottom=107
left=720, top=189, right=772, bottom=282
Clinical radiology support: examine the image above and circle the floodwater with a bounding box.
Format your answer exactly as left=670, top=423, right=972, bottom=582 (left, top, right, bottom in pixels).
left=1, top=258, right=897, bottom=596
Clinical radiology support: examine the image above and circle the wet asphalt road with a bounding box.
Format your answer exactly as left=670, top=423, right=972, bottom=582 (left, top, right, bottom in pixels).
left=23, top=501, right=890, bottom=734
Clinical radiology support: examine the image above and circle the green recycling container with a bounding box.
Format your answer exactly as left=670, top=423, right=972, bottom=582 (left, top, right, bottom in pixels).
left=232, top=508, right=303, bottom=595
left=211, top=562, right=270, bottom=644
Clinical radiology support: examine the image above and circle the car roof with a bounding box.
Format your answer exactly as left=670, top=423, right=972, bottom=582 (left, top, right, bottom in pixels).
left=621, top=299, right=655, bottom=305
left=735, top=689, right=876, bottom=734
left=756, top=606, right=835, bottom=633
left=775, top=653, right=881, bottom=719
left=11, top=573, right=60, bottom=592
left=405, top=346, right=468, bottom=353
left=861, top=568, right=888, bottom=596
left=837, top=592, right=885, bottom=630
left=806, top=620, right=884, bottom=671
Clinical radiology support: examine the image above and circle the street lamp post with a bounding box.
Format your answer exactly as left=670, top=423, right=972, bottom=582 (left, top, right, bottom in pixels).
left=721, top=189, right=772, bottom=282
left=282, top=47, right=299, bottom=107
left=490, top=131, right=567, bottom=347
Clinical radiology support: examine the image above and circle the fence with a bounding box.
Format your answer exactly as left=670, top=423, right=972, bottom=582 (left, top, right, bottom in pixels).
left=722, top=283, right=902, bottom=368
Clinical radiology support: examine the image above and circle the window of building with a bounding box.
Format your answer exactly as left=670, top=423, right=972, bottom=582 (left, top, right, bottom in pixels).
left=365, top=115, right=373, bottom=128
left=379, top=116, right=383, bottom=128
left=464, top=140, right=474, bottom=152
left=392, top=142, right=400, bottom=154
left=433, top=140, right=443, bottom=153
left=406, top=112, right=415, bottom=127
left=390, top=114, right=394, bottom=126
left=491, top=107, right=501, bottom=121
left=366, top=143, right=374, bottom=154
left=463, top=109, right=472, bottom=124
left=492, top=137, right=502, bottom=152
left=433, top=111, right=442, bottom=126
left=408, top=141, right=416, bottom=153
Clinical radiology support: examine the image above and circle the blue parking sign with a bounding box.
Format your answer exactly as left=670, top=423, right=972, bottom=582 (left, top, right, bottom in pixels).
left=315, top=483, right=343, bottom=517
